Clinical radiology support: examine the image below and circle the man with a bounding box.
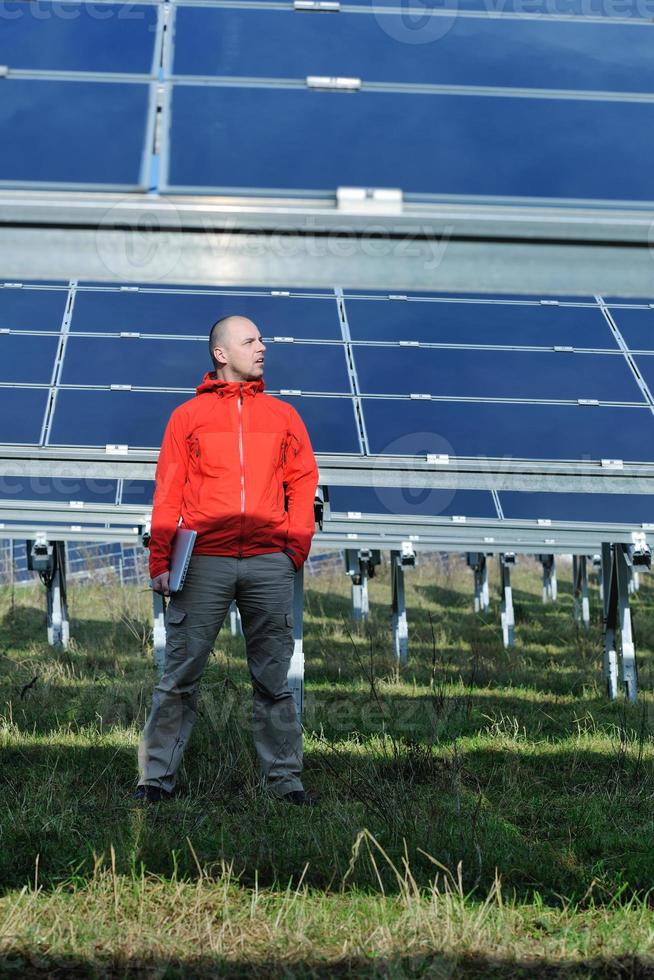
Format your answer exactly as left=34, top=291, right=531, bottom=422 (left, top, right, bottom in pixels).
left=134, top=315, right=319, bottom=805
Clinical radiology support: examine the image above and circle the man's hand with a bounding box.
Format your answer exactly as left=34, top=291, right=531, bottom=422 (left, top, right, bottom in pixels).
left=151, top=571, right=171, bottom=596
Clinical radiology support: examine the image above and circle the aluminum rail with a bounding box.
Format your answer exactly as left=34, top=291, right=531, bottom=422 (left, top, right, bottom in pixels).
left=1, top=191, right=654, bottom=296
left=3, top=446, right=654, bottom=494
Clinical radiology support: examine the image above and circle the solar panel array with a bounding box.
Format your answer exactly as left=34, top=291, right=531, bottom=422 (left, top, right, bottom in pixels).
left=2, top=0, right=653, bottom=206
left=3, top=280, right=654, bottom=527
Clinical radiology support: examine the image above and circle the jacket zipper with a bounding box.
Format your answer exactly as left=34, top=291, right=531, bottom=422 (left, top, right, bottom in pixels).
left=237, top=383, right=245, bottom=557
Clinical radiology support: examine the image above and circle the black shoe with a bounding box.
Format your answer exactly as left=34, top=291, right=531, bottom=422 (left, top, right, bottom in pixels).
left=279, top=789, right=317, bottom=807
left=132, top=785, right=173, bottom=803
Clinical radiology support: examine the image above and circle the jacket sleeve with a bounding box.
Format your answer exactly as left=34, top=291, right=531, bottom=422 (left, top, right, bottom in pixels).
left=282, top=406, right=319, bottom=570
left=148, top=407, right=190, bottom=579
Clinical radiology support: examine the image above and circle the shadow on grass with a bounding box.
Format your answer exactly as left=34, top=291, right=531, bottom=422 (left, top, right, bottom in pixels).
left=2, top=950, right=653, bottom=978
left=2, top=733, right=654, bottom=905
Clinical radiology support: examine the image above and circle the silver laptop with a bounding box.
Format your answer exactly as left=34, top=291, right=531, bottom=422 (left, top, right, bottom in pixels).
left=168, top=528, right=197, bottom=593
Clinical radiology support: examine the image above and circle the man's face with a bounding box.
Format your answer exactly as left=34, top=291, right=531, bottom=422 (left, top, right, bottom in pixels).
left=213, top=319, right=266, bottom=381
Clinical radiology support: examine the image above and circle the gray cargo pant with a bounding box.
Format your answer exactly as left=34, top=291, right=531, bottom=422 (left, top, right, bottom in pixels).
left=138, top=550, right=303, bottom=797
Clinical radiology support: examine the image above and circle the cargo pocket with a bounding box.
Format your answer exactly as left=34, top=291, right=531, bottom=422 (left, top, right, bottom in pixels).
left=268, top=610, right=294, bottom=665
left=164, top=605, right=188, bottom=668
left=166, top=605, right=187, bottom=628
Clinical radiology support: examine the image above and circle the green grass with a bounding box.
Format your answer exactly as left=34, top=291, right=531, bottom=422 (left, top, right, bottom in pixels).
left=2, top=553, right=654, bottom=977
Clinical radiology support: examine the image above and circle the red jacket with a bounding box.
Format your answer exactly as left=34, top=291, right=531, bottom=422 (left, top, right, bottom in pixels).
left=148, top=372, right=319, bottom=579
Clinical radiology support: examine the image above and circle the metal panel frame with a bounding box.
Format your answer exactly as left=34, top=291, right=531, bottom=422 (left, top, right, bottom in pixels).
left=2, top=192, right=654, bottom=296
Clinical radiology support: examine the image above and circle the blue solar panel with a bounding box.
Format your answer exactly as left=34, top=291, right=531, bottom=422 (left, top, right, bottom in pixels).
left=604, top=298, right=654, bottom=306
left=353, top=347, right=641, bottom=402
left=500, top=492, right=654, bottom=524
left=0, top=80, right=151, bottom=188
left=0, top=288, right=67, bottom=331
left=48, top=389, right=360, bottom=453
left=630, top=356, right=654, bottom=396
left=0, top=477, right=119, bottom=504
left=344, top=298, right=617, bottom=347
left=0, top=388, right=48, bottom=444
left=273, top=395, right=360, bottom=454
left=328, top=485, right=498, bottom=518
left=0, top=335, right=58, bottom=384
left=608, top=308, right=654, bottom=351
left=122, top=480, right=155, bottom=505
left=48, top=390, right=192, bottom=448
left=61, top=337, right=205, bottom=389
left=228, top=0, right=647, bottom=14
left=60, top=337, right=351, bottom=393
left=0, top=2, right=158, bottom=73
left=173, top=7, right=654, bottom=93
left=362, top=399, right=654, bottom=461
left=343, top=290, right=596, bottom=304
left=166, top=86, right=654, bottom=202
left=70, top=291, right=342, bottom=339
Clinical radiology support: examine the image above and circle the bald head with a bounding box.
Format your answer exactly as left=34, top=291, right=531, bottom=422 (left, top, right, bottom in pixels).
left=208, top=315, right=266, bottom=382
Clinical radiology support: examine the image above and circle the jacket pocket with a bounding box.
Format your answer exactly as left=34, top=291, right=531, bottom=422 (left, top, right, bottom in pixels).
left=197, top=431, right=237, bottom=477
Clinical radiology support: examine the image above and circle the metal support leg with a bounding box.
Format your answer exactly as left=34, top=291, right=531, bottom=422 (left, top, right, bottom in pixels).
left=46, top=542, right=69, bottom=649
left=390, top=549, right=408, bottom=665
left=615, top=544, right=638, bottom=702
left=572, top=555, right=590, bottom=629
left=351, top=567, right=369, bottom=622
left=288, top=563, right=305, bottom=716
left=28, top=538, right=69, bottom=649
left=152, top=590, right=166, bottom=673
left=499, top=554, right=515, bottom=648
left=628, top=565, right=640, bottom=595
left=481, top=557, right=489, bottom=610
left=601, top=543, right=637, bottom=702
left=466, top=552, right=489, bottom=612
left=229, top=598, right=243, bottom=636
left=539, top=554, right=557, bottom=603
left=594, top=554, right=603, bottom=604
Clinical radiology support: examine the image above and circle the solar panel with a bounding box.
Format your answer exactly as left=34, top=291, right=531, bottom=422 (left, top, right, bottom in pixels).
left=164, top=85, right=654, bottom=202
left=0, top=80, right=153, bottom=189
left=328, top=485, right=499, bottom=519
left=47, top=389, right=191, bottom=449
left=608, top=308, right=654, bottom=351
left=0, top=334, right=58, bottom=383
left=361, top=399, right=654, bottom=461
left=121, top=480, right=155, bottom=505
left=0, top=388, right=49, bottom=444
left=70, top=289, right=343, bottom=339
left=2, top=282, right=652, bottom=472
left=353, top=347, right=641, bottom=402
left=500, top=491, right=654, bottom=523
left=0, top=477, right=120, bottom=505
left=60, top=336, right=351, bottom=393
left=200, top=0, right=647, bottom=14
left=1, top=2, right=158, bottom=74
left=0, top=287, right=68, bottom=331
left=172, top=7, right=654, bottom=93
left=344, top=297, right=619, bottom=348
left=46, top=385, right=362, bottom=454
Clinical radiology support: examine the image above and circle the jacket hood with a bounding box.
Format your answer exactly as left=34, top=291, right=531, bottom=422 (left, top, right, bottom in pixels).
left=195, top=371, right=266, bottom=398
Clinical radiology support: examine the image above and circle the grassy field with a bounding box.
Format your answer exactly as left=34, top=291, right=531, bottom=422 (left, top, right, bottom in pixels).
left=1, top=552, right=654, bottom=977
